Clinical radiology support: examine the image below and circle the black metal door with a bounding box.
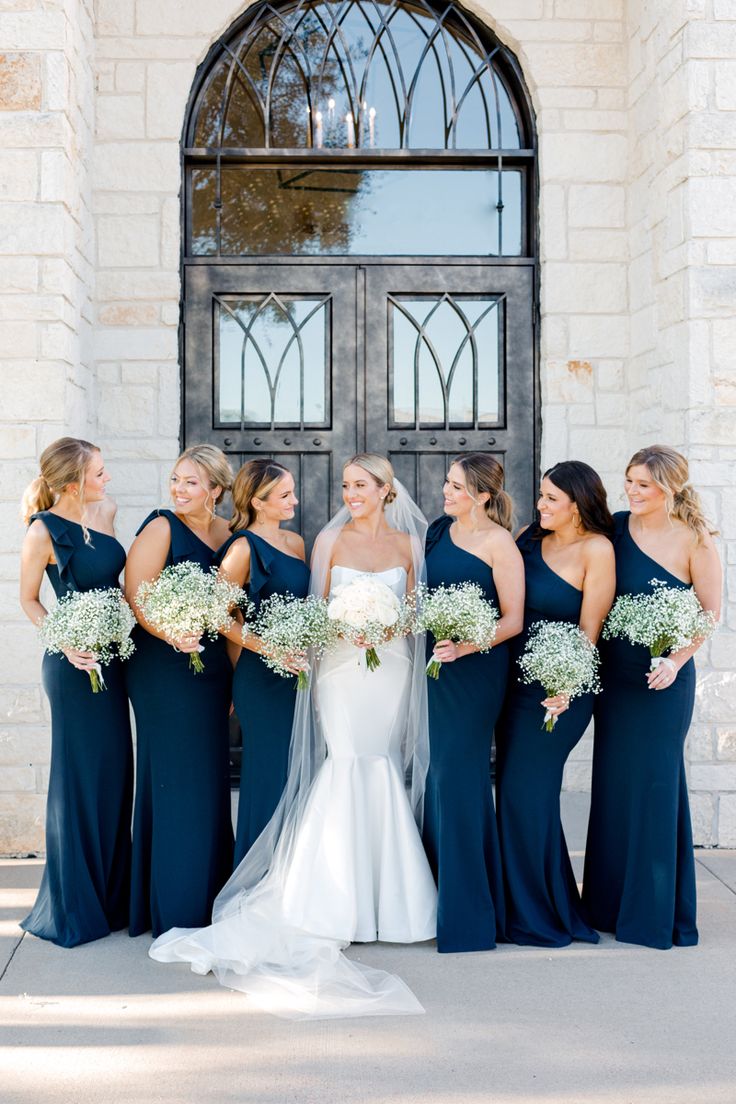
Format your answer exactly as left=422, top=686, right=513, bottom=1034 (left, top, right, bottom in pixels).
left=363, top=262, right=536, bottom=524
left=184, top=260, right=535, bottom=537
left=184, top=263, right=358, bottom=549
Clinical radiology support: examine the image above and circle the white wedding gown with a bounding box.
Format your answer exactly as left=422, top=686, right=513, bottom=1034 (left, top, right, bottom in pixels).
left=149, top=566, right=437, bottom=1019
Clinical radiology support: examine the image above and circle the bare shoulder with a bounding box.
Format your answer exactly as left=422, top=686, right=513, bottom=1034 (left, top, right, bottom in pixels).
left=514, top=523, right=530, bottom=540
left=485, top=524, right=520, bottom=556
left=25, top=518, right=53, bottom=549
left=211, top=516, right=232, bottom=545
left=582, top=533, right=615, bottom=560
left=284, top=530, right=306, bottom=558
left=133, top=514, right=172, bottom=548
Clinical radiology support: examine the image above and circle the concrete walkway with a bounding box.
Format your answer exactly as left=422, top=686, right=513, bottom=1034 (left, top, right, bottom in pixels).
left=2, top=794, right=736, bottom=1104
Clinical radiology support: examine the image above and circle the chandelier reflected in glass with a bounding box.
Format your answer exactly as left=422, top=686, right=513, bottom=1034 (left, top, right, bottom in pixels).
left=191, top=0, right=526, bottom=151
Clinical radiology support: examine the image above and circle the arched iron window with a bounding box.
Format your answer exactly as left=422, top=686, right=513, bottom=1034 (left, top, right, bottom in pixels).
left=184, top=0, right=535, bottom=259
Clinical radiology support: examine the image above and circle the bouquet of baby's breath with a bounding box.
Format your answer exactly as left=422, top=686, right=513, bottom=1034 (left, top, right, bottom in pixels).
left=327, top=574, right=415, bottom=672
left=518, top=620, right=601, bottom=731
left=603, top=579, right=716, bottom=675
left=135, top=562, right=250, bottom=674
left=415, top=582, right=499, bottom=679
left=39, top=587, right=136, bottom=692
left=252, top=593, right=336, bottom=690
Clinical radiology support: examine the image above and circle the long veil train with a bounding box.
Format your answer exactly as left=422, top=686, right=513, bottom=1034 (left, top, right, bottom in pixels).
left=149, top=481, right=437, bottom=1019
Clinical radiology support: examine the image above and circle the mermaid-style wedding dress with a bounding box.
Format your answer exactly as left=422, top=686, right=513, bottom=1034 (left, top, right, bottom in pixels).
left=149, top=565, right=437, bottom=1018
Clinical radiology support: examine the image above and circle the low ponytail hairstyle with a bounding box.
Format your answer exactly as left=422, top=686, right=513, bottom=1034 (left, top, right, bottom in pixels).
left=21, top=436, right=99, bottom=542
left=173, top=444, right=233, bottom=517
left=534, top=460, right=614, bottom=538
left=230, top=458, right=290, bottom=531
left=627, top=444, right=717, bottom=545
left=451, top=453, right=513, bottom=532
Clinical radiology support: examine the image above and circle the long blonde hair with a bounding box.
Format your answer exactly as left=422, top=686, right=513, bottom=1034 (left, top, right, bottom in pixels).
left=22, top=436, right=99, bottom=542
left=230, top=459, right=291, bottom=531
left=451, top=453, right=514, bottom=531
left=173, top=444, right=233, bottom=517
left=344, top=453, right=397, bottom=507
left=627, top=444, right=716, bottom=544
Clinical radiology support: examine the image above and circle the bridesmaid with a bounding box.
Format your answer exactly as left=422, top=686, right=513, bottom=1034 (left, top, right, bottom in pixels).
left=19, top=437, right=133, bottom=946
left=422, top=454, right=524, bottom=952
left=583, top=445, right=721, bottom=949
left=125, top=445, right=235, bottom=937
left=495, top=461, right=615, bottom=947
left=216, top=460, right=309, bottom=865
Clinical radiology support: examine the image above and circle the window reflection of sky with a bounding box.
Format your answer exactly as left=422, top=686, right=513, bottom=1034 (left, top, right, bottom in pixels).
left=193, top=168, right=522, bottom=256
left=391, top=297, right=500, bottom=427
left=218, top=299, right=328, bottom=425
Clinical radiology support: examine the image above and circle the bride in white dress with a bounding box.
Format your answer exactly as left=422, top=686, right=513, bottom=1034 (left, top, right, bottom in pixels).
left=149, top=454, right=437, bottom=1018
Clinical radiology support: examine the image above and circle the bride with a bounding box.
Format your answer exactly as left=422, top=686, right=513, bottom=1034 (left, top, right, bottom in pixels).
left=149, top=454, right=438, bottom=1018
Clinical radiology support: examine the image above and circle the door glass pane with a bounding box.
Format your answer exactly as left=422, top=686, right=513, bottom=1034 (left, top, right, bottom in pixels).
left=216, top=295, right=329, bottom=427
left=389, top=295, right=501, bottom=428
left=202, top=167, right=522, bottom=256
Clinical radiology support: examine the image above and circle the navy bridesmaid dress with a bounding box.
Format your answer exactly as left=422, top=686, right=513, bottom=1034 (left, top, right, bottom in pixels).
left=128, top=510, right=233, bottom=938
left=21, top=512, right=133, bottom=947
left=218, top=530, right=309, bottom=866
left=421, top=515, right=507, bottom=952
left=495, top=528, right=599, bottom=947
left=583, top=511, right=698, bottom=949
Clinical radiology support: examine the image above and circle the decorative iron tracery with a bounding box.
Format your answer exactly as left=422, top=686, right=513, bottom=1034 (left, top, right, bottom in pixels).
left=188, top=0, right=529, bottom=151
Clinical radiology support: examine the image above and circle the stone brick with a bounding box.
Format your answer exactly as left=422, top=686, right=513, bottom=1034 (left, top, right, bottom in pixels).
left=98, top=302, right=158, bottom=326
left=714, top=0, right=736, bottom=15
left=0, top=685, right=44, bottom=724
left=690, top=763, right=736, bottom=790
left=92, top=142, right=179, bottom=192
left=695, top=670, right=736, bottom=723
left=95, top=94, right=145, bottom=141
left=0, top=52, right=41, bottom=109
left=3, top=363, right=65, bottom=420
left=0, top=203, right=65, bottom=255
left=544, top=262, right=626, bottom=314
left=0, top=320, right=35, bottom=358
left=97, top=214, right=159, bottom=267
left=145, top=62, right=194, bottom=139
left=717, top=728, right=736, bottom=760
left=97, top=384, right=156, bottom=435
left=44, top=50, right=69, bottom=112
left=0, top=765, right=35, bottom=791
left=0, top=791, right=46, bottom=854
left=0, top=727, right=50, bottom=767
left=158, top=363, right=180, bottom=436
left=0, top=424, right=35, bottom=459
left=689, top=792, right=716, bottom=847
left=115, top=61, right=145, bottom=92
left=690, top=410, right=736, bottom=447
left=96, top=270, right=180, bottom=300
left=93, top=326, right=176, bottom=361
left=568, top=184, right=625, bottom=228
left=0, top=149, right=37, bottom=200
left=525, top=43, right=625, bottom=87
left=568, top=314, right=629, bottom=357
left=568, top=426, right=630, bottom=469
left=719, top=795, right=736, bottom=848
left=0, top=258, right=36, bottom=293
left=543, top=359, right=594, bottom=404
left=595, top=392, right=628, bottom=425
left=96, top=0, right=134, bottom=36
left=541, top=132, right=628, bottom=183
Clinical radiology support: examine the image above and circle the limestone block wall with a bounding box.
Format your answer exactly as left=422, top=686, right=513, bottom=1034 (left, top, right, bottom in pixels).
left=0, top=0, right=95, bottom=853
left=0, top=0, right=734, bottom=850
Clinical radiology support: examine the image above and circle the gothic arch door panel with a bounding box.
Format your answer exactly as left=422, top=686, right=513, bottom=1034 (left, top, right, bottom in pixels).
left=364, top=263, right=535, bottom=521
left=184, top=263, right=358, bottom=549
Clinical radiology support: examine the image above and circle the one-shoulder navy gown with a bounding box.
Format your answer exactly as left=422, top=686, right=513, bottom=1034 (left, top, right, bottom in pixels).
left=495, top=528, right=599, bottom=947
left=21, top=512, right=133, bottom=947
left=583, top=512, right=698, bottom=949
left=421, top=515, right=507, bottom=952
left=128, top=510, right=233, bottom=938
left=217, top=530, right=309, bottom=866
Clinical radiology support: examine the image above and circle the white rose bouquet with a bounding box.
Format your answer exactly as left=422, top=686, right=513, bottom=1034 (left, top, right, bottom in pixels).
left=39, top=587, right=136, bottom=693
left=415, top=582, right=499, bottom=679
left=518, top=620, right=601, bottom=731
left=252, top=593, right=336, bottom=690
left=327, top=574, right=412, bottom=672
left=135, top=561, right=250, bottom=674
left=602, top=578, right=716, bottom=677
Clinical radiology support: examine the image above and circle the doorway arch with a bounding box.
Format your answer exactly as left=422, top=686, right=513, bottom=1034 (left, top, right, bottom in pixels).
left=182, top=0, right=538, bottom=548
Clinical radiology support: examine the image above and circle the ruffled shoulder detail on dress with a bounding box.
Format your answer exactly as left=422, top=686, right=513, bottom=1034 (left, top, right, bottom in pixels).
left=136, top=509, right=214, bottom=567
left=30, top=511, right=78, bottom=592
left=425, top=515, right=453, bottom=558
left=515, top=524, right=540, bottom=556
left=215, top=530, right=274, bottom=606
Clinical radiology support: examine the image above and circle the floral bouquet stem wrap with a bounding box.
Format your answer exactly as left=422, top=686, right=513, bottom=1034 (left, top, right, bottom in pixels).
left=602, top=578, right=716, bottom=675
left=252, top=593, right=336, bottom=690
left=327, top=574, right=413, bottom=672
left=135, top=562, right=249, bottom=674
left=415, top=581, right=499, bottom=679
left=517, top=620, right=601, bottom=731
left=39, top=587, right=137, bottom=692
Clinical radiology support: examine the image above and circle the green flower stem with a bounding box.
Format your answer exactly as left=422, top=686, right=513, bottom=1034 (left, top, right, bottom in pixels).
left=189, top=651, right=205, bottom=675
left=426, top=656, right=442, bottom=679
left=296, top=668, right=310, bottom=691
left=365, top=646, right=381, bottom=672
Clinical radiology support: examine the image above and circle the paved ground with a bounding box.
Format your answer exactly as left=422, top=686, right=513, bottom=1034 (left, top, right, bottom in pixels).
left=1, top=794, right=735, bottom=1104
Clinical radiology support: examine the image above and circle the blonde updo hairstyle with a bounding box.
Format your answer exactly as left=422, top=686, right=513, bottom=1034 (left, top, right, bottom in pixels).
left=173, top=444, right=233, bottom=518
left=627, top=444, right=716, bottom=545
left=22, top=436, right=100, bottom=542
left=344, top=453, right=397, bottom=507
left=451, top=452, right=514, bottom=532
left=230, top=458, right=291, bottom=531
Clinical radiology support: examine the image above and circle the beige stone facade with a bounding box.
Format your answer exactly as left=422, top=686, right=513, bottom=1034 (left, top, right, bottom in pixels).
left=1, top=0, right=734, bottom=851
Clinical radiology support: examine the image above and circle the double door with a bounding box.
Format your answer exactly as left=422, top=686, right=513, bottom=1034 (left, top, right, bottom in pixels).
left=184, top=260, right=536, bottom=546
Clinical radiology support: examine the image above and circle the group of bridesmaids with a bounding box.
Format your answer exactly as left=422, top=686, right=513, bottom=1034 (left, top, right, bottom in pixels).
left=19, top=436, right=721, bottom=958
